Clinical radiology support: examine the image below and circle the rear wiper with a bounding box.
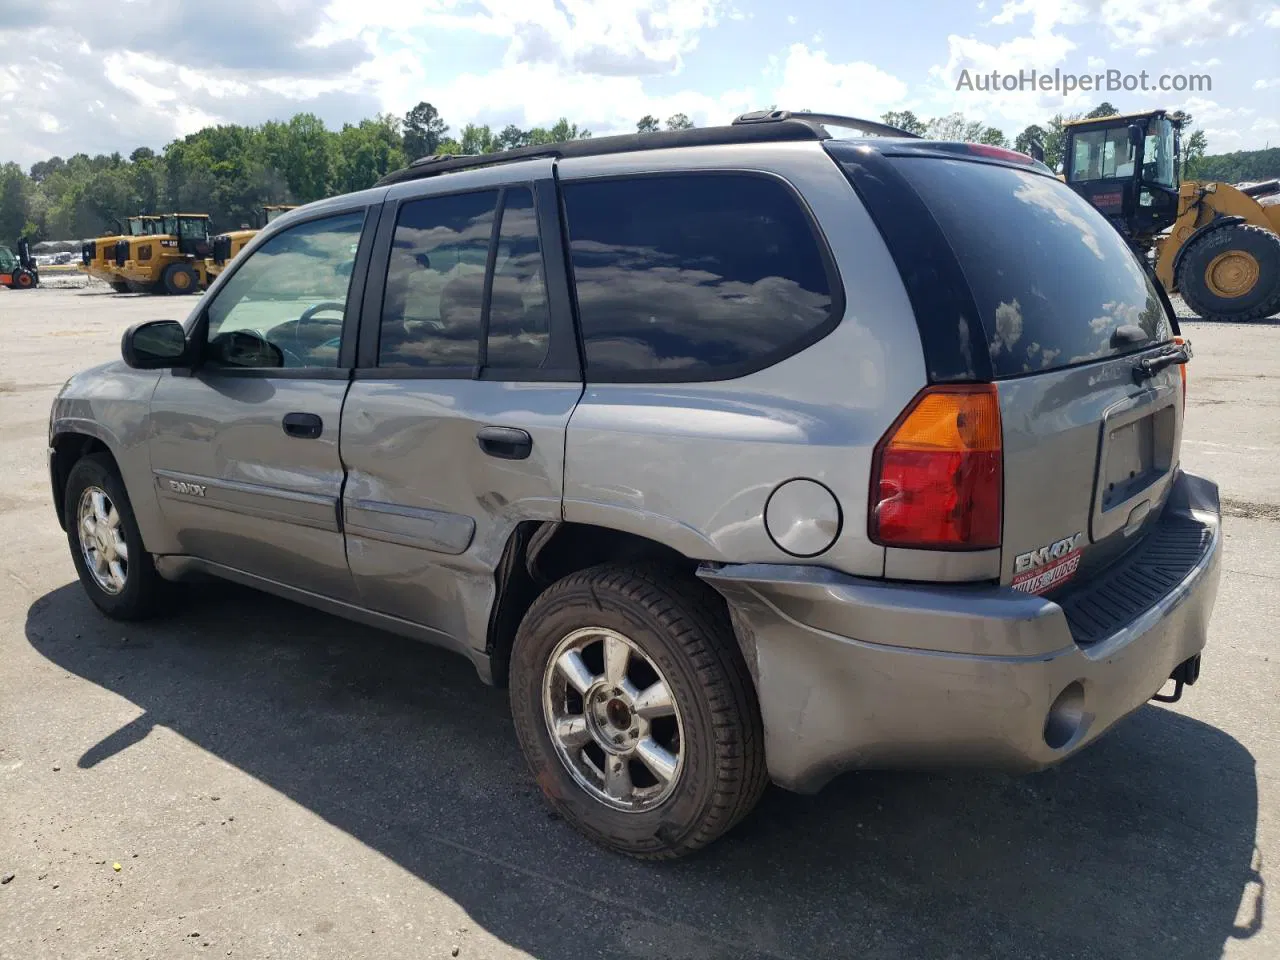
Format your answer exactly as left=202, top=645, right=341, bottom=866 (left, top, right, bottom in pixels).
left=1133, top=340, right=1192, bottom=383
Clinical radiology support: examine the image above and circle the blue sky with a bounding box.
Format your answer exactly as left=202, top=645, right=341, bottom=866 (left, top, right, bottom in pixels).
left=1, top=0, right=1277, bottom=166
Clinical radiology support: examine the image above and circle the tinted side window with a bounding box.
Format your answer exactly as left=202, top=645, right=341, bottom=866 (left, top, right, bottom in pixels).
left=379, top=190, right=497, bottom=368
left=561, top=174, right=836, bottom=380
left=486, top=187, right=550, bottom=368
left=205, top=211, right=364, bottom=369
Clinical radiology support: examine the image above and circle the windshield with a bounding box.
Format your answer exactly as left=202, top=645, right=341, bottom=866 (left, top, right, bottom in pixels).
left=892, top=158, right=1172, bottom=378
left=1144, top=117, right=1177, bottom=188
left=1069, top=127, right=1137, bottom=182
left=162, top=216, right=178, bottom=236
left=179, top=217, right=208, bottom=240
left=264, top=207, right=289, bottom=224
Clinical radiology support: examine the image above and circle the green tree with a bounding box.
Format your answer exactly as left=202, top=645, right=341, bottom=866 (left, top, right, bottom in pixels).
left=549, top=118, right=591, bottom=141
left=403, top=102, right=449, bottom=159
left=0, top=163, right=32, bottom=240
left=29, top=156, right=65, bottom=182
left=1014, top=124, right=1047, bottom=156
left=880, top=110, right=927, bottom=136
left=1085, top=102, right=1119, bottom=119
left=333, top=115, right=406, bottom=194
left=923, top=112, right=986, bottom=142
left=1042, top=113, right=1081, bottom=173
left=665, top=113, right=694, bottom=131
left=459, top=123, right=496, bottom=155
left=637, top=114, right=660, bottom=133
left=978, top=127, right=1009, bottom=147
left=1183, top=130, right=1209, bottom=179
left=496, top=124, right=528, bottom=151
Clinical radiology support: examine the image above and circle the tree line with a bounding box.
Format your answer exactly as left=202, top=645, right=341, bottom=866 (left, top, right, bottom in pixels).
left=1, top=99, right=1272, bottom=245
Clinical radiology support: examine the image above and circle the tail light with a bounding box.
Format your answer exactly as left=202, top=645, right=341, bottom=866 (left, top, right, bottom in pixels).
left=869, top=384, right=1003, bottom=549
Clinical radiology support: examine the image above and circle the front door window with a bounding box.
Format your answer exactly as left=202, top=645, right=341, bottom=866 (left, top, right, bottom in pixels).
left=203, top=211, right=365, bottom=369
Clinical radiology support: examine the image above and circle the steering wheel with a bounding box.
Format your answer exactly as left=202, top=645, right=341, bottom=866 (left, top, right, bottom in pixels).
left=285, top=301, right=346, bottom=365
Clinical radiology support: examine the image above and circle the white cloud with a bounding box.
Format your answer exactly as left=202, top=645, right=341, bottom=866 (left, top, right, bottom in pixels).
left=989, top=0, right=1270, bottom=50
left=1087, top=55, right=1106, bottom=68
left=1255, top=78, right=1280, bottom=88
left=1192, top=57, right=1223, bottom=66
left=772, top=44, right=908, bottom=117
left=787, top=15, right=797, bottom=25
left=1097, top=0, right=1269, bottom=49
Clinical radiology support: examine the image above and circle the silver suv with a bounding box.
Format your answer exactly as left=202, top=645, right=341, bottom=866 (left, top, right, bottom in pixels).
left=49, top=111, right=1221, bottom=859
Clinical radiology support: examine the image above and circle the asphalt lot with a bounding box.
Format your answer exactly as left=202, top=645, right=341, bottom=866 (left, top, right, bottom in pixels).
left=1, top=285, right=1277, bottom=960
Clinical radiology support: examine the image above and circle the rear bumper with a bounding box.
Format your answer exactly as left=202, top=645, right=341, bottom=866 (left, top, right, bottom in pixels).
left=699, top=471, right=1222, bottom=793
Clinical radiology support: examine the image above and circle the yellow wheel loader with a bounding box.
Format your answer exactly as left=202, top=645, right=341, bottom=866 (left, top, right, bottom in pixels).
left=80, top=216, right=159, bottom=289
left=1063, top=109, right=1280, bottom=321
left=206, top=205, right=296, bottom=281
left=115, top=213, right=212, bottom=294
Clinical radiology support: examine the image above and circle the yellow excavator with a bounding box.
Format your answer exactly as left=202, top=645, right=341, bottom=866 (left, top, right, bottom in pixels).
left=114, top=213, right=213, bottom=294
left=207, top=205, right=297, bottom=281
left=1062, top=109, right=1280, bottom=320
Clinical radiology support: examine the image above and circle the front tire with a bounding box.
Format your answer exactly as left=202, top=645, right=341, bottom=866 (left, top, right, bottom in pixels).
left=1177, top=223, right=1280, bottom=321
left=110, top=280, right=130, bottom=294
left=161, top=263, right=198, bottom=295
left=64, top=454, right=167, bottom=620
left=509, top=564, right=767, bottom=859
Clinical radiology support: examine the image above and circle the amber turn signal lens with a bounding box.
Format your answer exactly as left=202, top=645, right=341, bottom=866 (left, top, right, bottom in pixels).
left=869, top=384, right=1003, bottom=550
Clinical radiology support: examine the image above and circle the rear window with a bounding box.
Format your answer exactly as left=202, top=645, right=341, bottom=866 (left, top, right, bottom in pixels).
left=893, top=158, right=1171, bottom=378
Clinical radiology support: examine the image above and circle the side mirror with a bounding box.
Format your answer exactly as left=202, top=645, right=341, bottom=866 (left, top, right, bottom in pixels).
left=207, top=330, right=284, bottom=368
left=1028, top=141, right=1045, bottom=163
left=1127, top=123, right=1144, bottom=148
left=121, top=320, right=189, bottom=369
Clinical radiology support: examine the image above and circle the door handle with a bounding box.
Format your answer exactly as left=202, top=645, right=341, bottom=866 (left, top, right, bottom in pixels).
left=282, top=412, right=323, bottom=439
left=476, top=426, right=532, bottom=460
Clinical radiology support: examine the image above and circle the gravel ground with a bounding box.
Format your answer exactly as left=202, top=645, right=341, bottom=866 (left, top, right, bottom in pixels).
left=0, top=287, right=1276, bottom=960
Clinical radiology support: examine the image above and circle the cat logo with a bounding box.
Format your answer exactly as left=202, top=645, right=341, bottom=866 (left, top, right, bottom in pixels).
left=166, top=479, right=206, bottom=498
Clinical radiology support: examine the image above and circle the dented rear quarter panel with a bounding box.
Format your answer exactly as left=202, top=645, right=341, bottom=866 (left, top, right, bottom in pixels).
left=558, top=142, right=929, bottom=577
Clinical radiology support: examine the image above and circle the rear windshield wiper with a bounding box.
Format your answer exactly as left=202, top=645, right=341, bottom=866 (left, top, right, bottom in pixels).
left=1133, top=340, right=1192, bottom=383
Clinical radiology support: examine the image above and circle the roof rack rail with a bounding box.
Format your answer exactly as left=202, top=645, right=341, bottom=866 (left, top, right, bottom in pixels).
left=734, top=110, right=922, bottom=139
left=376, top=119, right=827, bottom=187
left=408, top=152, right=482, bottom=168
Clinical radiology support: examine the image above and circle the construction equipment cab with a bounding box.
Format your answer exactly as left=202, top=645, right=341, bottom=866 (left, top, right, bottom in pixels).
left=208, top=205, right=298, bottom=281
left=1064, top=109, right=1280, bottom=321
left=80, top=218, right=144, bottom=287
left=117, top=214, right=212, bottom=295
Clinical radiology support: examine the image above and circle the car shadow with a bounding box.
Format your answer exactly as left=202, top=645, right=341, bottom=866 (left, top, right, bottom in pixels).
left=26, top=581, right=1261, bottom=960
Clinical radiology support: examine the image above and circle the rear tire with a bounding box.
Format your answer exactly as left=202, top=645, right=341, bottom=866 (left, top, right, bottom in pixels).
left=161, top=263, right=198, bottom=295
left=1177, top=223, right=1280, bottom=321
left=509, top=563, right=767, bottom=859
left=14, top=270, right=35, bottom=289
left=110, top=281, right=130, bottom=294
left=64, top=454, right=167, bottom=620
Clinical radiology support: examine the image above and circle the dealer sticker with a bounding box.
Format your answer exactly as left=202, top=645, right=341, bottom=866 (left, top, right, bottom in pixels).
left=1011, top=549, right=1082, bottom=594
left=1012, top=532, right=1084, bottom=595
